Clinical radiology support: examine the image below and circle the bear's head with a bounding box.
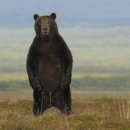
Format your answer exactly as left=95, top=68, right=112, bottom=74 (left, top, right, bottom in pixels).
left=33, top=13, right=58, bottom=40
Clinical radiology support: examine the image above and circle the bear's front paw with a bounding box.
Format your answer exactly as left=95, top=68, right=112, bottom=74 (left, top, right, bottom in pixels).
left=60, top=77, right=70, bottom=89
left=30, top=78, right=42, bottom=91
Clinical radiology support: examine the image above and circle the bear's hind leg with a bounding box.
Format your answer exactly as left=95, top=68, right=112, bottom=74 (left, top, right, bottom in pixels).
left=54, top=87, right=72, bottom=115
left=62, top=86, right=72, bottom=115
left=33, top=90, right=44, bottom=116
left=53, top=92, right=64, bottom=114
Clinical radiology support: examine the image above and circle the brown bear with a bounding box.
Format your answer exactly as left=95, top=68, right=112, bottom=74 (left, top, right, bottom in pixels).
left=26, top=13, right=73, bottom=116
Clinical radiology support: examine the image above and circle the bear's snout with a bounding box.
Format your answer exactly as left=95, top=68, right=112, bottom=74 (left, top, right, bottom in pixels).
left=41, top=25, right=50, bottom=35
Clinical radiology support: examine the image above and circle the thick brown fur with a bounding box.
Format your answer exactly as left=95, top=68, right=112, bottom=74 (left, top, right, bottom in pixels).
left=26, top=13, right=73, bottom=115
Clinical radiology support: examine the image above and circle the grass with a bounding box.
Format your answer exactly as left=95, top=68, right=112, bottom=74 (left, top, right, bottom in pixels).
left=0, top=94, right=130, bottom=130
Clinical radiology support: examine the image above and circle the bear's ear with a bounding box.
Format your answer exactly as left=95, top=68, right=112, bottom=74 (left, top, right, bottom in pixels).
left=33, top=14, right=39, bottom=20
left=50, top=13, right=56, bottom=20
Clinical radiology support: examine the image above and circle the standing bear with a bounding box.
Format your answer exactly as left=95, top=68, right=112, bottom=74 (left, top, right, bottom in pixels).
left=26, top=13, right=73, bottom=115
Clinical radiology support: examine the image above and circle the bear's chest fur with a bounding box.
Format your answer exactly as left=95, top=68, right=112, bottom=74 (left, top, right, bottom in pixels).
left=33, top=41, right=62, bottom=91
left=33, top=41, right=60, bottom=57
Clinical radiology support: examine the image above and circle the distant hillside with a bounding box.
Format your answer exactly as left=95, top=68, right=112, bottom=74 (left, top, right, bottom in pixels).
left=0, top=72, right=130, bottom=91
left=0, top=26, right=130, bottom=73
left=0, top=26, right=130, bottom=91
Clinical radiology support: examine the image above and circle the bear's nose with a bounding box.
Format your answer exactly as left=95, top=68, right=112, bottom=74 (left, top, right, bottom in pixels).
left=42, top=27, right=49, bottom=35
left=43, top=27, right=48, bottom=32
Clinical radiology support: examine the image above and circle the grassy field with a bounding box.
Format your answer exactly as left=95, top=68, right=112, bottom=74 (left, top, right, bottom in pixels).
left=1, top=92, right=130, bottom=130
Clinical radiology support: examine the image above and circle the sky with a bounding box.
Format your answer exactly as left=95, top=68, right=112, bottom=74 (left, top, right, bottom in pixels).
left=0, top=0, right=130, bottom=27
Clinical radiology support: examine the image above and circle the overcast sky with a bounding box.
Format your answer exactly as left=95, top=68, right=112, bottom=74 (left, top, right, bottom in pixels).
left=0, top=0, right=130, bottom=27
